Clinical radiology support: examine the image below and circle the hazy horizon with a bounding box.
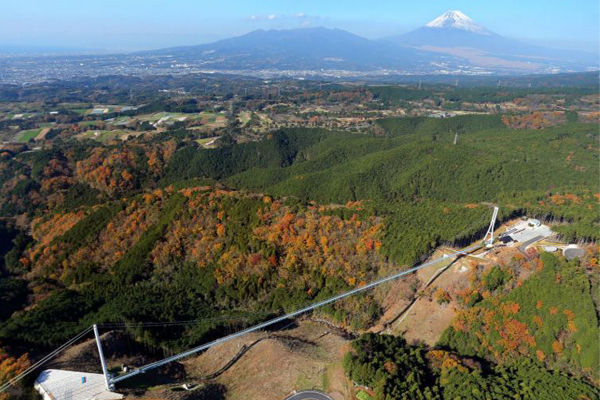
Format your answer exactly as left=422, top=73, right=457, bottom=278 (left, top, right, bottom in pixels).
left=2, top=0, right=599, bottom=54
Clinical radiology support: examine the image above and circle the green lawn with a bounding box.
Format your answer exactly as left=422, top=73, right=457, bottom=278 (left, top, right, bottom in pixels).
left=16, top=128, right=42, bottom=142
left=356, top=390, right=372, bottom=400
left=79, top=121, right=103, bottom=127
left=239, top=111, right=252, bottom=125
left=77, top=130, right=129, bottom=142
left=137, top=112, right=170, bottom=122
left=195, top=136, right=219, bottom=146
left=11, top=113, right=34, bottom=120
left=200, top=112, right=217, bottom=123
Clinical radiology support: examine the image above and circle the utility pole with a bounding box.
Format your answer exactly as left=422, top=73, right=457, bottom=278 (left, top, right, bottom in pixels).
left=93, top=325, right=112, bottom=390
left=453, top=132, right=458, bottom=145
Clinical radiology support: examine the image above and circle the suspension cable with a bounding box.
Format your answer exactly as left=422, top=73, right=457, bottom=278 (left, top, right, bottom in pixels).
left=0, top=326, right=93, bottom=393
left=112, top=242, right=482, bottom=384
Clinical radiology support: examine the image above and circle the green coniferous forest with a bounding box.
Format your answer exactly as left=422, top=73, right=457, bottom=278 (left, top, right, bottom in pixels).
left=0, top=111, right=598, bottom=398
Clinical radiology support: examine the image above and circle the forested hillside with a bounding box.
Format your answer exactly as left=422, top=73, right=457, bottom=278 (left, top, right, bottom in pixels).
left=343, top=252, right=600, bottom=399
left=0, top=187, right=390, bottom=350
left=0, top=114, right=597, bottom=398
left=166, top=117, right=598, bottom=263
left=439, top=251, right=599, bottom=379
left=343, top=332, right=599, bottom=400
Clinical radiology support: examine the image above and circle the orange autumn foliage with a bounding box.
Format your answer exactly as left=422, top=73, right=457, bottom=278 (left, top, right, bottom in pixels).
left=536, top=349, right=546, bottom=362
left=502, top=302, right=520, bottom=315
left=552, top=340, right=563, bottom=354
left=0, top=345, right=30, bottom=389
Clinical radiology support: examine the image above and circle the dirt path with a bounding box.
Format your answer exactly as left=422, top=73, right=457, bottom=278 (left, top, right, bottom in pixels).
left=382, top=247, right=492, bottom=346
left=183, top=320, right=351, bottom=400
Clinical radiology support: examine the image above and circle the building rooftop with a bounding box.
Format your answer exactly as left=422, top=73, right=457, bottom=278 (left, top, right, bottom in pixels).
left=501, top=219, right=553, bottom=247
left=35, top=369, right=123, bottom=400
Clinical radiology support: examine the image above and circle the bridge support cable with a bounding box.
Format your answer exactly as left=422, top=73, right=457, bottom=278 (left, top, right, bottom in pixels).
left=112, top=241, right=483, bottom=384
left=0, top=326, right=93, bottom=393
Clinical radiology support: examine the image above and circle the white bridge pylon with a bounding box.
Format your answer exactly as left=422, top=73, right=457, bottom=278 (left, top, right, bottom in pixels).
left=483, top=206, right=499, bottom=247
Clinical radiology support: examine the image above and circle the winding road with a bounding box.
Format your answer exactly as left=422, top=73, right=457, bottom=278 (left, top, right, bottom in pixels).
left=284, top=390, right=334, bottom=400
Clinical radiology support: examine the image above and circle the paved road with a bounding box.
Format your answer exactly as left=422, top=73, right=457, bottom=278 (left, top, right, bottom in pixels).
left=284, top=390, right=334, bottom=400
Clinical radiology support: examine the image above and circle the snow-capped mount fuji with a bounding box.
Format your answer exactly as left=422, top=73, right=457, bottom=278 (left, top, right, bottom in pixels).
left=424, top=10, right=490, bottom=35
left=137, top=10, right=597, bottom=76
left=385, top=10, right=598, bottom=73
left=388, top=10, right=516, bottom=50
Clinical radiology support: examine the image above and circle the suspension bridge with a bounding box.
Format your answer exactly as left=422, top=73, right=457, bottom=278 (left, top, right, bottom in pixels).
left=0, top=207, right=499, bottom=400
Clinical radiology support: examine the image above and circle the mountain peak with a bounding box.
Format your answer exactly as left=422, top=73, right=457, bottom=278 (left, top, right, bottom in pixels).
left=425, top=10, right=490, bottom=35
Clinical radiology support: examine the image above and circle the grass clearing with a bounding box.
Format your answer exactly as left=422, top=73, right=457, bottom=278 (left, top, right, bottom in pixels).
left=356, top=390, right=372, bottom=400
left=16, top=128, right=42, bottom=142
left=239, top=111, right=252, bottom=125
left=137, top=112, right=170, bottom=122
left=79, top=121, right=104, bottom=128
left=195, top=136, right=219, bottom=147
left=199, top=112, right=227, bottom=127
left=295, top=372, right=323, bottom=391
left=76, top=130, right=130, bottom=142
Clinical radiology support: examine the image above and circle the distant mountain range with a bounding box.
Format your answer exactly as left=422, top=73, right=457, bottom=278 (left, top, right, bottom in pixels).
left=142, top=27, right=435, bottom=71
left=137, top=10, right=598, bottom=76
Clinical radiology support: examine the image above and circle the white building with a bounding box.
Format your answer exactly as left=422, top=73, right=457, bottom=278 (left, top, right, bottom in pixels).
left=499, top=218, right=553, bottom=250
left=35, top=370, right=123, bottom=400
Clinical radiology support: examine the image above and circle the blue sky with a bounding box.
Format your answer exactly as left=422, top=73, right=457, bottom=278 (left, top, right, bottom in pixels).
left=2, top=0, right=599, bottom=53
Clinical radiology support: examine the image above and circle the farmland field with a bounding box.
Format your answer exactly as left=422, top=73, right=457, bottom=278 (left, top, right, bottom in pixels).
left=239, top=111, right=252, bottom=125
left=16, top=128, right=42, bottom=142
left=195, top=136, right=220, bottom=147
left=75, top=129, right=134, bottom=142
